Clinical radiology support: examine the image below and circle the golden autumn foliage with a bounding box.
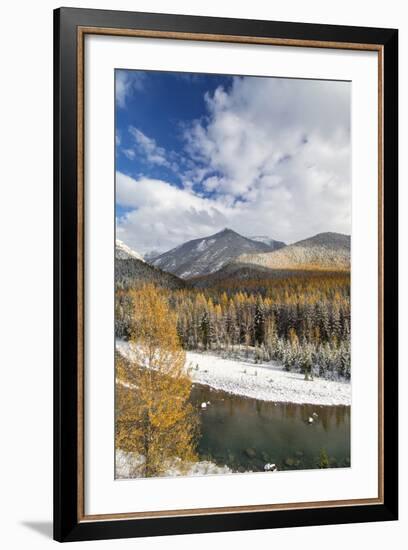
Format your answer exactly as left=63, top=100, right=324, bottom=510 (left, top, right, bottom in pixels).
left=115, top=284, right=199, bottom=477
left=116, top=270, right=350, bottom=351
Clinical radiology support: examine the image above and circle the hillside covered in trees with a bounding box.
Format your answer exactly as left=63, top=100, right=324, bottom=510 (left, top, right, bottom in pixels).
left=116, top=269, right=350, bottom=381
left=115, top=258, right=186, bottom=290
left=237, top=232, right=350, bottom=271
left=115, top=234, right=351, bottom=478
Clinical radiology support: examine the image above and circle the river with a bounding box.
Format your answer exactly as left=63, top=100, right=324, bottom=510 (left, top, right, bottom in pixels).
left=191, top=384, right=350, bottom=472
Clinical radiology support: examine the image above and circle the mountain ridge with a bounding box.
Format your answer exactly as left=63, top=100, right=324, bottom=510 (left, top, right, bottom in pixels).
left=115, top=239, right=145, bottom=262
left=115, top=258, right=186, bottom=290
left=151, top=228, right=284, bottom=279
left=236, top=232, right=350, bottom=271
left=249, top=235, right=286, bottom=249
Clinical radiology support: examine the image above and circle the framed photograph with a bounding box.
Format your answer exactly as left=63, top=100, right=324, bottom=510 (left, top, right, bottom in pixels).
left=54, top=7, right=398, bottom=542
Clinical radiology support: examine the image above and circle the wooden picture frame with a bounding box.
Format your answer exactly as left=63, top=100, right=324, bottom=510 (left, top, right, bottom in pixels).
left=54, top=7, right=398, bottom=542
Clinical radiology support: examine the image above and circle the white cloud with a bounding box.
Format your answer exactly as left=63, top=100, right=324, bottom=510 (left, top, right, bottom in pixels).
left=122, top=148, right=136, bottom=160
left=116, top=71, right=145, bottom=109
left=117, top=76, right=351, bottom=252
left=128, top=127, right=170, bottom=167
left=116, top=172, right=229, bottom=253
left=183, top=76, right=351, bottom=240
left=126, top=127, right=181, bottom=174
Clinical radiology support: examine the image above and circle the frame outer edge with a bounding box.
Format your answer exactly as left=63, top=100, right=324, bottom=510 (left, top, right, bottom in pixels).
left=53, top=7, right=398, bottom=541
left=382, top=28, right=398, bottom=520
left=54, top=7, right=81, bottom=542
left=53, top=7, right=62, bottom=542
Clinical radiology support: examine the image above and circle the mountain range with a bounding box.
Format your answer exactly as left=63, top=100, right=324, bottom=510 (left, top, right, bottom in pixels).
left=151, top=228, right=285, bottom=278
left=237, top=232, right=350, bottom=271
left=115, top=230, right=350, bottom=289
left=249, top=235, right=285, bottom=248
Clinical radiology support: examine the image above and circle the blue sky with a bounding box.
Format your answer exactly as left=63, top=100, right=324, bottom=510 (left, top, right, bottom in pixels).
left=115, top=69, right=351, bottom=255
left=116, top=71, right=233, bottom=220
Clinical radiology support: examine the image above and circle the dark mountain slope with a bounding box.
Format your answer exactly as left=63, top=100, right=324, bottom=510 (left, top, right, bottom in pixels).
left=116, top=258, right=186, bottom=290
left=151, top=228, right=284, bottom=278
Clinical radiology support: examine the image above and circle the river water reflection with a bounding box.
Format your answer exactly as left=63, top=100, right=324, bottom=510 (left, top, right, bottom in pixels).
left=191, top=384, right=351, bottom=472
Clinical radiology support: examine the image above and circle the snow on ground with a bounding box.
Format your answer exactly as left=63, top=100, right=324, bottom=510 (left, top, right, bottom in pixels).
left=116, top=449, right=232, bottom=479
left=185, top=351, right=351, bottom=406
left=116, top=340, right=351, bottom=407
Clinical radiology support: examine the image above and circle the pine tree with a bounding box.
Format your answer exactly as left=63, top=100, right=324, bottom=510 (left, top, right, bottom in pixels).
left=254, top=298, right=265, bottom=345
left=199, top=311, right=210, bottom=349
left=115, top=271, right=351, bottom=382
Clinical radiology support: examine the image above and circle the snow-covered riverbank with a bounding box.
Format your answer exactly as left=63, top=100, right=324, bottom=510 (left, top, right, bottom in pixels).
left=116, top=340, right=351, bottom=406
left=116, top=449, right=232, bottom=479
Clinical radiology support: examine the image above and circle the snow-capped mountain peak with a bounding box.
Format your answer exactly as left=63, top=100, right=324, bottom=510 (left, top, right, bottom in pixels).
left=151, top=228, right=282, bottom=279
left=248, top=235, right=286, bottom=249
left=115, top=240, right=145, bottom=262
